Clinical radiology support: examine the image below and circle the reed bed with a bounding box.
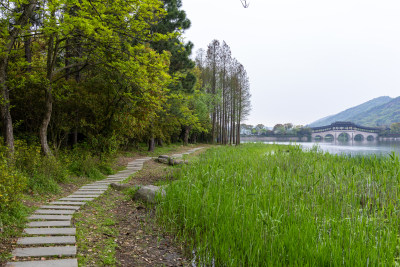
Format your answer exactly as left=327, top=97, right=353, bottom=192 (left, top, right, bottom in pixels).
left=158, top=143, right=400, bottom=266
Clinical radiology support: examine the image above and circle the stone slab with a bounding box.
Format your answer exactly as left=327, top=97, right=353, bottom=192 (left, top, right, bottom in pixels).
left=59, top=198, right=94, bottom=201
left=35, top=210, right=75, bottom=215
left=40, top=205, right=80, bottom=210
left=17, top=236, right=76, bottom=245
left=12, top=246, right=76, bottom=257
left=77, top=188, right=106, bottom=190
left=80, top=186, right=108, bottom=189
left=68, top=194, right=99, bottom=198
left=27, top=221, right=71, bottom=227
left=24, top=228, right=76, bottom=235
left=6, top=259, right=78, bottom=267
left=50, top=201, right=86, bottom=205
left=28, top=215, right=72, bottom=220
left=71, top=191, right=103, bottom=195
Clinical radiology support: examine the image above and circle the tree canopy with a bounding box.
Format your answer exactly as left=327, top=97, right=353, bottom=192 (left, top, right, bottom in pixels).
left=0, top=0, right=252, bottom=156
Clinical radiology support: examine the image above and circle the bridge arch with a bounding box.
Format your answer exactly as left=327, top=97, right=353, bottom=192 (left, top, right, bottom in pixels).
left=314, top=135, right=323, bottom=141
left=354, top=134, right=364, bottom=141
left=338, top=132, right=350, bottom=142
left=367, top=135, right=375, bottom=141
left=324, top=134, right=334, bottom=142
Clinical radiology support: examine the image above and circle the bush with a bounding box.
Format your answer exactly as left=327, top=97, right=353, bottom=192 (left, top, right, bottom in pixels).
left=13, top=140, right=67, bottom=193
left=65, top=145, right=113, bottom=180
left=0, top=154, right=27, bottom=213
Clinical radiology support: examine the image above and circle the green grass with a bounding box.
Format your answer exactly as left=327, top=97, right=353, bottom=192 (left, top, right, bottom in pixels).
left=74, top=190, right=119, bottom=266
left=158, top=143, right=400, bottom=266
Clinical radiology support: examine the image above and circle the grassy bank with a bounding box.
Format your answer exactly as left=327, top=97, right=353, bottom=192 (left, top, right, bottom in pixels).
left=0, top=140, right=193, bottom=263
left=158, top=143, right=400, bottom=266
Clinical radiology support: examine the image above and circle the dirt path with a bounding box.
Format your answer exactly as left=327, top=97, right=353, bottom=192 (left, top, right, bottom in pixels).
left=75, top=145, right=210, bottom=266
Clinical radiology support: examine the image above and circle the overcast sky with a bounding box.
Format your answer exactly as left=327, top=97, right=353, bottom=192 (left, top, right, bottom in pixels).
left=181, top=0, right=400, bottom=127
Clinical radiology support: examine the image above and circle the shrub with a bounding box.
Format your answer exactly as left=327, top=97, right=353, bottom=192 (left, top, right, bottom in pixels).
left=0, top=154, right=27, bottom=213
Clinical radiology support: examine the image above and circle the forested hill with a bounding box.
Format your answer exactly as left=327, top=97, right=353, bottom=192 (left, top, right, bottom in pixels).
left=308, top=96, right=398, bottom=127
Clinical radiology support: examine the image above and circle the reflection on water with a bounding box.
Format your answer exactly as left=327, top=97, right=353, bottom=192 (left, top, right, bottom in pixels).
left=252, top=140, right=400, bottom=157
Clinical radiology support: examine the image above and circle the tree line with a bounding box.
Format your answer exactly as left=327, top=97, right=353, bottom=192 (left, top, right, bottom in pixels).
left=0, top=0, right=251, bottom=156
left=241, top=123, right=312, bottom=138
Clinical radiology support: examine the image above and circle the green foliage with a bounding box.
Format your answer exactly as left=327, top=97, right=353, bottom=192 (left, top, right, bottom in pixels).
left=125, top=186, right=140, bottom=200
left=65, top=145, right=113, bottom=180
left=13, top=140, right=67, bottom=193
left=0, top=155, right=26, bottom=212
left=159, top=144, right=400, bottom=266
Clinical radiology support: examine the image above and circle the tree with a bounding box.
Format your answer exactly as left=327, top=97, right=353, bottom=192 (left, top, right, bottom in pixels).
left=31, top=0, right=172, bottom=155
left=197, top=40, right=251, bottom=145
left=0, top=0, right=38, bottom=153
left=390, top=123, right=400, bottom=134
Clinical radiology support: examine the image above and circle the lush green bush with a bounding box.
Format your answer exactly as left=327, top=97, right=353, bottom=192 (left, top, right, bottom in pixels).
left=13, top=140, right=67, bottom=193
left=0, top=157, right=27, bottom=212
left=65, top=145, right=113, bottom=180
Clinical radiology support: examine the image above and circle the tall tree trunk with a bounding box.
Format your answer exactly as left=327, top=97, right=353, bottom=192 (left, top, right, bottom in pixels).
left=0, top=60, right=14, bottom=153
left=148, top=136, right=155, bottom=152
left=157, top=138, right=163, bottom=147
left=73, top=128, right=78, bottom=146
left=40, top=85, right=53, bottom=156
left=40, top=30, right=56, bottom=156
left=25, top=37, right=32, bottom=72
left=183, top=125, right=191, bottom=146
left=0, top=0, right=37, bottom=153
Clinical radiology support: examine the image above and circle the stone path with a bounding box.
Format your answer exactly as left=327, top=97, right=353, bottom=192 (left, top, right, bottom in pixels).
left=6, top=147, right=204, bottom=267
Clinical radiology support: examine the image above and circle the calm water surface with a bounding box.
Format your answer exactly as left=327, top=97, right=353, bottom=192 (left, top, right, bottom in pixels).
left=256, top=141, right=400, bottom=157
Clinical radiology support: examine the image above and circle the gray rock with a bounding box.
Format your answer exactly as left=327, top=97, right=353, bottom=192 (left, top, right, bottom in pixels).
left=168, top=159, right=188, bottom=166
left=158, top=157, right=169, bottom=164
left=133, top=185, right=166, bottom=204
left=110, top=183, right=132, bottom=191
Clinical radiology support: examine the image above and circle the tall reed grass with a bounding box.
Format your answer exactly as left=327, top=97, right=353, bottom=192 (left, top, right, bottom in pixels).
left=158, top=143, right=400, bottom=266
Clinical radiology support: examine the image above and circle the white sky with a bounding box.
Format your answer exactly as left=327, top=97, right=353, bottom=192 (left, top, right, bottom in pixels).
left=181, top=0, right=400, bottom=127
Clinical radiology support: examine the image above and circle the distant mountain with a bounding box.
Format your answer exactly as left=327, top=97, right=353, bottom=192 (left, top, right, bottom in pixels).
left=308, top=96, right=397, bottom=127
left=354, top=97, right=400, bottom=126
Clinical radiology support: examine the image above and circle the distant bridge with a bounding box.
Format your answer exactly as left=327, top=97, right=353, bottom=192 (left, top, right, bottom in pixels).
left=311, top=122, right=380, bottom=142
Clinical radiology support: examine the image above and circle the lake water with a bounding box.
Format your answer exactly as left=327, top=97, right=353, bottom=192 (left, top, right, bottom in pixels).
left=252, top=141, right=400, bottom=157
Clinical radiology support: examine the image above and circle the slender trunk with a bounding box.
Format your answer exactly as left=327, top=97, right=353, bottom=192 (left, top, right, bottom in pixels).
left=148, top=136, right=155, bottom=152
left=73, top=128, right=78, bottom=145
left=157, top=138, right=163, bottom=147
left=40, top=30, right=56, bottom=156
left=25, top=36, right=32, bottom=72
left=65, top=38, right=71, bottom=80
left=0, top=0, right=37, bottom=153
left=183, top=125, right=191, bottom=146
left=40, top=84, right=53, bottom=156
left=0, top=59, right=14, bottom=153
